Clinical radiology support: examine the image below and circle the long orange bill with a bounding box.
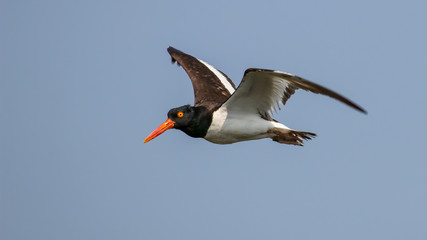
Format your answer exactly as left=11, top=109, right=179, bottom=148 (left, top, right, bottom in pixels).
left=143, top=119, right=175, bottom=143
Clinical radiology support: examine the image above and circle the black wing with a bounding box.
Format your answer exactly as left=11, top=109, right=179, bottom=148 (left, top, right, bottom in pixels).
left=167, top=47, right=236, bottom=108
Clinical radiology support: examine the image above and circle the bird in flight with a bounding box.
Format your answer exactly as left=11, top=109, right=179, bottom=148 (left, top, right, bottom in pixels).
left=144, top=47, right=366, bottom=145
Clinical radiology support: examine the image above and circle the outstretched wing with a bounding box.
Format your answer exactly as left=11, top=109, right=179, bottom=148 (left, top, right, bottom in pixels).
left=167, top=47, right=236, bottom=108
left=222, top=68, right=366, bottom=118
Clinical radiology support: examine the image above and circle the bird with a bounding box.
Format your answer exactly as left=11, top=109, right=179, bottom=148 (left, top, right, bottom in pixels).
left=144, top=47, right=366, bottom=146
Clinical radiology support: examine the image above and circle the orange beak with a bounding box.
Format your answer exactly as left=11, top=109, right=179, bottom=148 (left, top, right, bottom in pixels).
left=143, top=119, right=176, bottom=143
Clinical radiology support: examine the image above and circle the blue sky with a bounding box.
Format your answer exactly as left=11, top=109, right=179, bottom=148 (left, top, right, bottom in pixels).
left=1, top=0, right=426, bottom=239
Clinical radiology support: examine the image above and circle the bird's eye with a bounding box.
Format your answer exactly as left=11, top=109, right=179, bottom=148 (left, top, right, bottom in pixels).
left=177, top=112, right=184, bottom=118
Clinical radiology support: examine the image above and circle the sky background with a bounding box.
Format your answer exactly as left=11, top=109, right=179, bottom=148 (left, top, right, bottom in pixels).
left=1, top=0, right=427, bottom=239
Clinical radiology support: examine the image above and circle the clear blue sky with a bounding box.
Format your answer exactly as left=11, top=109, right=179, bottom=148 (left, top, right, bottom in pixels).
left=1, top=0, right=426, bottom=239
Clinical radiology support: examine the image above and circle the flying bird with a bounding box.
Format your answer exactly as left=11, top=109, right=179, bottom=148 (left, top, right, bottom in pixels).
left=144, top=47, right=366, bottom=145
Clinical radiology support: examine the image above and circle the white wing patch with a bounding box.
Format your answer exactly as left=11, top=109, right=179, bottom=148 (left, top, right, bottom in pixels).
left=222, top=68, right=367, bottom=118
left=223, top=71, right=292, bottom=117
left=197, top=59, right=235, bottom=95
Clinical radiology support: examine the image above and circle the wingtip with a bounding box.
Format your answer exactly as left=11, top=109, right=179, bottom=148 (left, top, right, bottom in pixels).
left=167, top=46, right=180, bottom=65
left=167, top=46, right=175, bottom=52
left=167, top=46, right=182, bottom=54
left=354, top=105, right=368, bottom=115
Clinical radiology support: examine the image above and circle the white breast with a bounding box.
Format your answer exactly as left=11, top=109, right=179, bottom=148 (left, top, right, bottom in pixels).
left=204, top=106, right=290, bottom=144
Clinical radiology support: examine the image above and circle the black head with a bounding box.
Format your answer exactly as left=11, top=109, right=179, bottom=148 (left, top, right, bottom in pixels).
left=167, top=105, right=194, bottom=129
left=144, top=105, right=212, bottom=143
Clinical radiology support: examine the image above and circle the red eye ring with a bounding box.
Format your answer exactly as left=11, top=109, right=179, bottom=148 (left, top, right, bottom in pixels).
left=177, top=112, right=184, bottom=118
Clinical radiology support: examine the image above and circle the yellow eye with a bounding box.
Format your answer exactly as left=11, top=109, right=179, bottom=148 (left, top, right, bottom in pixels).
left=177, top=112, right=184, bottom=118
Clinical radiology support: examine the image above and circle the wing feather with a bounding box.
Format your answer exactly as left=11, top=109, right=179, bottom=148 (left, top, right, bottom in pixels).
left=222, top=68, right=366, bottom=117
left=167, top=47, right=236, bottom=108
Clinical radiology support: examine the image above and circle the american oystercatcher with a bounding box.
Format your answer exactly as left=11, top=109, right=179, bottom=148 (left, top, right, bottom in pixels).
left=144, top=47, right=366, bottom=145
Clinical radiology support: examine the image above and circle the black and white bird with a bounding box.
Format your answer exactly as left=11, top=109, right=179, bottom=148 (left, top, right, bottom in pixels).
left=144, top=47, right=366, bottom=145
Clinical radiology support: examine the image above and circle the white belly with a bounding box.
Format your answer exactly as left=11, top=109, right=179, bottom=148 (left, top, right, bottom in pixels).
left=204, top=107, right=289, bottom=144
